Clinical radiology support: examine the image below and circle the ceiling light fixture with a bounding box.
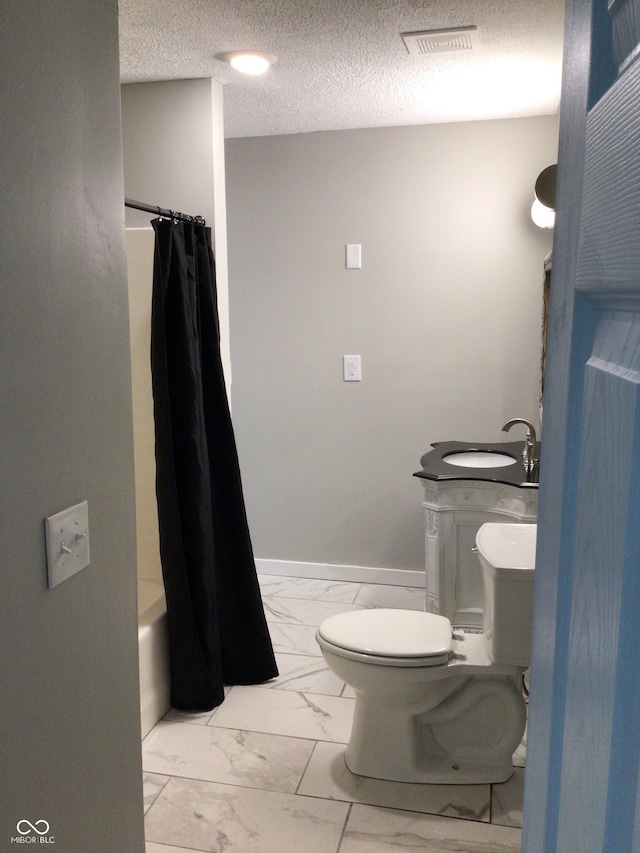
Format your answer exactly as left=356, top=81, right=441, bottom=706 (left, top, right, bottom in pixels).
left=218, top=50, right=277, bottom=76
left=531, top=164, right=557, bottom=229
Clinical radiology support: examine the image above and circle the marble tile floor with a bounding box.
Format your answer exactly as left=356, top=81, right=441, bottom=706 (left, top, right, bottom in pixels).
left=143, top=576, right=525, bottom=853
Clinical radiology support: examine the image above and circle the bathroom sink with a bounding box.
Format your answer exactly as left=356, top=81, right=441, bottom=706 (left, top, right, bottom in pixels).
left=442, top=450, right=517, bottom=469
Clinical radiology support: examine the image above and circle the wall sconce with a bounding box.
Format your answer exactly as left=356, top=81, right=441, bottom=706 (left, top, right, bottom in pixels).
left=217, top=50, right=277, bottom=76
left=531, top=164, right=557, bottom=229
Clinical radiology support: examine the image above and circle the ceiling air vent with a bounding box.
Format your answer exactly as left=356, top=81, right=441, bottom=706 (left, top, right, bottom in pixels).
left=401, top=26, right=479, bottom=55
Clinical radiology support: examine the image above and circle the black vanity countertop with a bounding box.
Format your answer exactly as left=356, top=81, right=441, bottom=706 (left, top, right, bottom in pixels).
left=413, top=440, right=539, bottom=489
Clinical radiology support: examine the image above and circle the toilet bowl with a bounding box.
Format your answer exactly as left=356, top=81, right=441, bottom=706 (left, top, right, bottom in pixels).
left=316, top=523, right=536, bottom=785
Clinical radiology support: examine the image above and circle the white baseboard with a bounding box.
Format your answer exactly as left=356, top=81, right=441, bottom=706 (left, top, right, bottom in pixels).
left=255, top=558, right=424, bottom=588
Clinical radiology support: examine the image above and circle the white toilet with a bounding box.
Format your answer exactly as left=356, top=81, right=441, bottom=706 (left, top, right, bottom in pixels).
left=316, top=522, right=536, bottom=785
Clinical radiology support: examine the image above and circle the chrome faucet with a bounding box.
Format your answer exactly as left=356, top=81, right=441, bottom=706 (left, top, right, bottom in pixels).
left=502, top=418, right=538, bottom=472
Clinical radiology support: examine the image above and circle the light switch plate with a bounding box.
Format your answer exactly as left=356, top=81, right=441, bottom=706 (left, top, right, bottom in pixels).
left=345, top=244, right=362, bottom=269
left=45, top=500, right=90, bottom=589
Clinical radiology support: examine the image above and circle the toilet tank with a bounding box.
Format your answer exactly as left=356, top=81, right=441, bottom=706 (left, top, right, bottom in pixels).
left=475, top=523, right=536, bottom=667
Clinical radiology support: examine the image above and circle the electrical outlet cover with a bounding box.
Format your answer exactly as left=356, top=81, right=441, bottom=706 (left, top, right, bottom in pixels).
left=343, top=355, right=362, bottom=381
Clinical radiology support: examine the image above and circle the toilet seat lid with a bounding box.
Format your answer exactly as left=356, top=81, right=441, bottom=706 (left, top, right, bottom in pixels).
left=318, top=609, right=452, bottom=659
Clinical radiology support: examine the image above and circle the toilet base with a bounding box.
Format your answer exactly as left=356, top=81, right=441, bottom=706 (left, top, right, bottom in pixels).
left=345, top=744, right=515, bottom=785
left=344, top=674, right=526, bottom=785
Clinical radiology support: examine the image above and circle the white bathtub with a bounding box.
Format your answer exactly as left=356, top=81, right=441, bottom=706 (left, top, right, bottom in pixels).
left=138, top=578, right=170, bottom=738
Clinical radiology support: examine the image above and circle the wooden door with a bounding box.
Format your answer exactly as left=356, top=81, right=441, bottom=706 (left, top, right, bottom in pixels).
left=523, top=2, right=640, bottom=851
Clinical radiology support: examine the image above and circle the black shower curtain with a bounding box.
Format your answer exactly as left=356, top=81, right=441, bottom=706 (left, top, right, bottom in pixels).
left=150, top=216, right=278, bottom=711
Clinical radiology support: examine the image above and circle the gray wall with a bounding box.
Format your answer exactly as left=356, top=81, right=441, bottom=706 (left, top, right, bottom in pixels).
left=1, top=4, right=144, bottom=851
left=122, top=79, right=217, bottom=228
left=226, top=116, right=557, bottom=572
left=121, top=78, right=231, bottom=386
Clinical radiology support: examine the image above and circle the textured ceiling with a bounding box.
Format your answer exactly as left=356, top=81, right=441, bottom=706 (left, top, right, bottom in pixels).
left=118, top=0, right=565, bottom=138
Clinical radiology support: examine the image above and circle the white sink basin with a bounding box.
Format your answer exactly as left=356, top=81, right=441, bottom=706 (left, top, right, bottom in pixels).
left=442, top=450, right=517, bottom=469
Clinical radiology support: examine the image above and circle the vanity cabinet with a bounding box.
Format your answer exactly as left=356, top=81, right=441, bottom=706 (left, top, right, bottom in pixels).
left=419, top=479, right=538, bottom=629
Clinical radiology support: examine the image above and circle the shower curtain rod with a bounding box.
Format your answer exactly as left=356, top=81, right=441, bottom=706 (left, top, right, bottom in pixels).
left=124, top=197, right=205, bottom=225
